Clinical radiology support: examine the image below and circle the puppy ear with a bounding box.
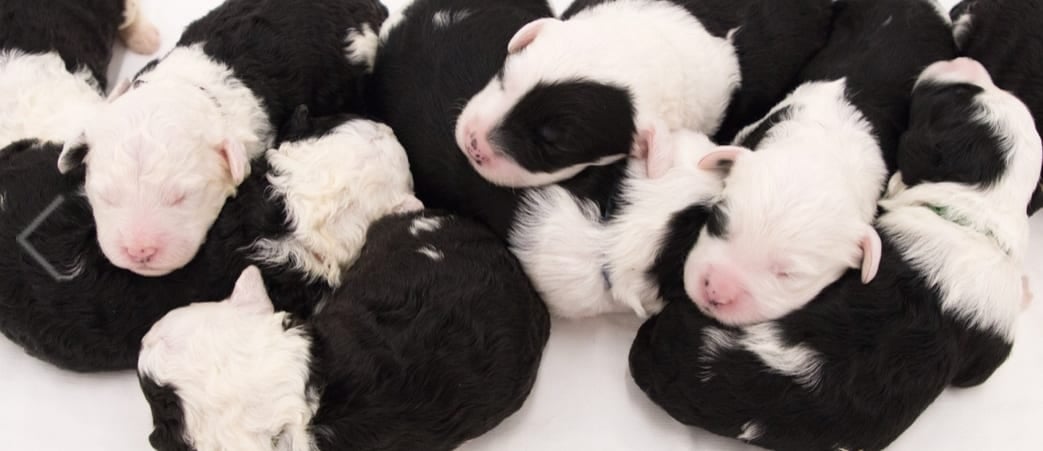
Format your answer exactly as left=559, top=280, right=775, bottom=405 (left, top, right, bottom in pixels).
left=633, top=122, right=675, bottom=179
left=218, top=139, right=250, bottom=185
left=859, top=226, right=882, bottom=284
left=228, top=266, right=275, bottom=315
left=108, top=78, right=133, bottom=102
left=394, top=194, right=425, bottom=213
left=697, top=146, right=750, bottom=172
left=508, top=18, right=559, bottom=54
left=58, top=133, right=89, bottom=174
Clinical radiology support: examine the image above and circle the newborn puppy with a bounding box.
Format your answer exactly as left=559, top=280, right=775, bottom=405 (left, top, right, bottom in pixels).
left=630, top=58, right=1040, bottom=451
left=55, top=0, right=386, bottom=277
left=139, top=213, right=550, bottom=451
left=681, top=0, right=957, bottom=325
left=564, top=0, right=834, bottom=144
left=0, top=0, right=159, bottom=148
left=455, top=0, right=741, bottom=187
left=951, top=0, right=1043, bottom=214
left=0, top=113, right=418, bottom=371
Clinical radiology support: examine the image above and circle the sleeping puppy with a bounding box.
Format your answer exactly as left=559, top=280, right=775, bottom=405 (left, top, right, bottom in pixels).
left=0, top=111, right=418, bottom=371
left=680, top=0, right=957, bottom=325
left=454, top=0, right=742, bottom=188
left=951, top=0, right=1043, bottom=214
left=0, top=0, right=159, bottom=148
left=629, top=58, right=1040, bottom=451
left=139, top=213, right=549, bottom=451
left=55, top=0, right=387, bottom=277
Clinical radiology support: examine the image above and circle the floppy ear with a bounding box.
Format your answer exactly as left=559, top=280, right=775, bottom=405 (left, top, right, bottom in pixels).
left=508, top=18, right=559, bottom=54
left=218, top=138, right=250, bottom=185
left=228, top=266, right=275, bottom=315
left=108, top=78, right=133, bottom=102
left=859, top=225, right=882, bottom=284
left=394, top=194, right=425, bottom=213
left=58, top=133, right=89, bottom=173
left=697, top=146, right=750, bottom=172
left=633, top=122, right=675, bottom=179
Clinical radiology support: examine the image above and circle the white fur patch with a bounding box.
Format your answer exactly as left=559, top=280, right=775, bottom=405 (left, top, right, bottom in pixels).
left=741, top=323, right=823, bottom=390
left=410, top=216, right=443, bottom=236
left=379, top=0, right=416, bottom=41
left=697, top=326, right=739, bottom=382
left=417, top=245, right=444, bottom=261
left=685, top=79, right=888, bottom=325
left=0, top=190, right=6, bottom=213
left=345, top=24, right=379, bottom=72
left=952, top=12, right=973, bottom=49
left=0, top=51, right=103, bottom=148
left=139, top=296, right=317, bottom=451
left=738, top=421, right=764, bottom=442
left=76, top=44, right=273, bottom=275
left=433, top=9, right=472, bottom=28
left=252, top=119, right=417, bottom=286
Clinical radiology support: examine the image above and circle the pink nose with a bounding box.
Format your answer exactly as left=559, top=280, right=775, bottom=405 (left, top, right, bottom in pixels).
left=701, top=268, right=746, bottom=307
left=924, top=57, right=993, bottom=86
left=125, top=246, right=159, bottom=264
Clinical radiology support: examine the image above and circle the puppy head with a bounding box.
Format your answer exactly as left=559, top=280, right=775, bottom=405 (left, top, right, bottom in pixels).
left=59, top=80, right=250, bottom=277
left=454, top=18, right=638, bottom=187
left=138, top=267, right=316, bottom=451
left=895, top=58, right=1042, bottom=213
left=682, top=144, right=881, bottom=326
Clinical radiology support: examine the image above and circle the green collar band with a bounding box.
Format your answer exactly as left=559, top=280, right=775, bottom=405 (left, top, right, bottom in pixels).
left=924, top=203, right=1011, bottom=256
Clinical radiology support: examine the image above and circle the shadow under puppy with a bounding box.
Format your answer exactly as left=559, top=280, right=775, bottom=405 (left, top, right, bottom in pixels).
left=629, top=58, right=1041, bottom=451
left=0, top=0, right=159, bottom=148
left=139, top=212, right=550, bottom=451
left=0, top=110, right=418, bottom=372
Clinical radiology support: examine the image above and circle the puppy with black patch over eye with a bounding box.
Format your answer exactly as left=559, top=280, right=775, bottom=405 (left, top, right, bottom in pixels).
left=454, top=0, right=742, bottom=188
left=0, top=111, right=419, bottom=372
left=950, top=0, right=1043, bottom=215
left=139, top=212, right=549, bottom=451
left=55, top=0, right=387, bottom=277
left=630, top=57, right=1041, bottom=451
left=680, top=0, right=957, bottom=326
left=0, top=0, right=159, bottom=149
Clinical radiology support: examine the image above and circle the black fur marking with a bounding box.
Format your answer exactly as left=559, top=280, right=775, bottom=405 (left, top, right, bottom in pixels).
left=367, top=0, right=555, bottom=237
left=277, top=105, right=365, bottom=144
left=139, top=375, right=193, bottom=451
left=495, top=80, right=636, bottom=173
left=952, top=0, right=1043, bottom=214
left=651, top=205, right=712, bottom=304
left=295, top=212, right=550, bottom=451
left=898, top=81, right=1008, bottom=188
left=736, top=105, right=795, bottom=150
left=0, top=0, right=124, bottom=89
left=174, top=0, right=387, bottom=137
left=705, top=203, right=729, bottom=238
left=798, top=0, right=957, bottom=172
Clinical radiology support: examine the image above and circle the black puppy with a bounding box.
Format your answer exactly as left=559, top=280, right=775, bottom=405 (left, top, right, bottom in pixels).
left=139, top=212, right=550, bottom=451
left=0, top=112, right=418, bottom=372
left=629, top=59, right=1040, bottom=451
left=951, top=0, right=1043, bottom=214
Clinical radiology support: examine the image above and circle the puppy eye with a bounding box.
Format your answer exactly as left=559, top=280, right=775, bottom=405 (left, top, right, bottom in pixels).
left=166, top=193, right=187, bottom=207
left=538, top=125, right=561, bottom=143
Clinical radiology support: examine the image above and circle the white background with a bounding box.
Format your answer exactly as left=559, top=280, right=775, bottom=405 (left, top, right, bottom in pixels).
left=2, top=1, right=1040, bottom=450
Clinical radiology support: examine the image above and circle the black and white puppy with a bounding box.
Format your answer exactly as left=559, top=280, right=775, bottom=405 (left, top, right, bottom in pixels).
left=139, top=213, right=550, bottom=451
left=0, top=112, right=419, bottom=372
left=951, top=0, right=1043, bottom=215
left=0, top=0, right=159, bottom=148
left=679, top=0, right=958, bottom=325
left=629, top=58, right=1041, bottom=451
left=55, top=0, right=387, bottom=278
left=563, top=0, right=835, bottom=144
left=454, top=0, right=742, bottom=188
left=369, top=0, right=556, bottom=238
